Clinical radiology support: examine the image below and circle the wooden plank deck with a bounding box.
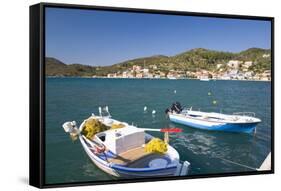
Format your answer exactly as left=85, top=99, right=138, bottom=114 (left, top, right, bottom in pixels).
left=109, top=147, right=150, bottom=165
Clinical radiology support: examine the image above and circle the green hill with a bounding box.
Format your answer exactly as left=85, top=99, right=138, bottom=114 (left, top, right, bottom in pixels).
left=45, top=47, right=271, bottom=77
left=46, top=58, right=97, bottom=76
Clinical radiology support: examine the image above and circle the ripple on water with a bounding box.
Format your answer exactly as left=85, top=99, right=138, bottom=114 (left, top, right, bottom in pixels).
left=45, top=78, right=271, bottom=182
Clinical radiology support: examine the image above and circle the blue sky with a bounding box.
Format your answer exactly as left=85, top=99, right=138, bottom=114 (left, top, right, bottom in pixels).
left=45, top=7, right=271, bottom=66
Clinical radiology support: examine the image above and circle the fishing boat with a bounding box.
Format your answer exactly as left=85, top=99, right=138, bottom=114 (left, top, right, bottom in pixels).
left=199, top=78, right=210, bottom=81
left=199, top=76, right=210, bottom=81
left=62, top=107, right=190, bottom=178
left=168, top=76, right=177, bottom=80
left=165, top=102, right=261, bottom=133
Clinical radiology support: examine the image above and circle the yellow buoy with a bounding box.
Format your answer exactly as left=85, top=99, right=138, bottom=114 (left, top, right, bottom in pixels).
left=111, top=123, right=125, bottom=129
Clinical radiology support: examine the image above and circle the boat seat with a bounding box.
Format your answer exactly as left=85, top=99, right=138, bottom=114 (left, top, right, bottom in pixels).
left=109, top=147, right=151, bottom=165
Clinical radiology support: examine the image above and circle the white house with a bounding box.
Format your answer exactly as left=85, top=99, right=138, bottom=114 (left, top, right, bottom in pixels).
left=142, top=68, right=149, bottom=74
left=244, top=61, right=253, bottom=68
left=216, top=64, right=223, bottom=69
left=262, top=54, right=270, bottom=58
left=132, top=65, right=141, bottom=71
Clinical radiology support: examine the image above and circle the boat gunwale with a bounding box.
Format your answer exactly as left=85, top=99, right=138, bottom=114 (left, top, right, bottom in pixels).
left=78, top=116, right=181, bottom=174
left=169, top=112, right=261, bottom=125
left=80, top=135, right=180, bottom=173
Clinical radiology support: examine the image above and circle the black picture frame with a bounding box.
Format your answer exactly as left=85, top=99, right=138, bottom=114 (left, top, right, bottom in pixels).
left=30, top=2, right=274, bottom=188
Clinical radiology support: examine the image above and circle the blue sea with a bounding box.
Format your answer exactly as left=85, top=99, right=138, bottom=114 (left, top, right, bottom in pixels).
left=45, top=78, right=271, bottom=184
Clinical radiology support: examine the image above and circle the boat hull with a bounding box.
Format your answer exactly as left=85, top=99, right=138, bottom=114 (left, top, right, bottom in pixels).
left=79, top=135, right=184, bottom=178
left=169, top=114, right=258, bottom=133
left=110, top=164, right=178, bottom=177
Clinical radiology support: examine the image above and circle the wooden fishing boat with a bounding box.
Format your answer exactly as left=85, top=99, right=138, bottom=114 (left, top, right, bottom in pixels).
left=62, top=107, right=190, bottom=178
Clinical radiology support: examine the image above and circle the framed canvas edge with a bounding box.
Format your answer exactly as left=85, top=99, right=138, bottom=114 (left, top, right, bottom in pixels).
left=29, top=3, right=44, bottom=188
left=29, top=2, right=275, bottom=189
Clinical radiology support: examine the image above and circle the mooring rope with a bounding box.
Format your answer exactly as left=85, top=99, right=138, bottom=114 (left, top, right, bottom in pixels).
left=216, top=157, right=257, bottom=171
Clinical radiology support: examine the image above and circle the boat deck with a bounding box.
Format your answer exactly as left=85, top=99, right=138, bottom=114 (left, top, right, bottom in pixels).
left=109, top=147, right=162, bottom=167
left=173, top=111, right=260, bottom=124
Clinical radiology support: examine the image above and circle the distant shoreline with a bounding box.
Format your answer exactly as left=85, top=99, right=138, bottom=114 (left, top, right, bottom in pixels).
left=46, top=76, right=271, bottom=82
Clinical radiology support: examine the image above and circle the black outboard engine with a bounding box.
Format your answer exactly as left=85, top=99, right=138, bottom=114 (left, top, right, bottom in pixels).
left=165, top=102, right=183, bottom=114
left=165, top=108, right=170, bottom=114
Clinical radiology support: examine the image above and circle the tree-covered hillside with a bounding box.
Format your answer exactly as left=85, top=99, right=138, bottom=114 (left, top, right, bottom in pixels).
left=46, top=47, right=271, bottom=77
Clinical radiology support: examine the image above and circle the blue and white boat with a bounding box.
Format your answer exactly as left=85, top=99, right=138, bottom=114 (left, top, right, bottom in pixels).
left=166, top=102, right=261, bottom=133
left=62, top=107, right=190, bottom=178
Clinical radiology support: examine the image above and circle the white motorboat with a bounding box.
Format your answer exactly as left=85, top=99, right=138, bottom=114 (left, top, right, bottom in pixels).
left=166, top=102, right=261, bottom=133
left=199, top=77, right=210, bottom=81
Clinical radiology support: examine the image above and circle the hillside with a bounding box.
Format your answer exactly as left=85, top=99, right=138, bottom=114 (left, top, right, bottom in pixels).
left=46, top=58, right=97, bottom=76
left=45, top=48, right=271, bottom=77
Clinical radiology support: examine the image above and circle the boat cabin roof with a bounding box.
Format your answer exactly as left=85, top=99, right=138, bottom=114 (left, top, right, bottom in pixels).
left=95, top=126, right=146, bottom=155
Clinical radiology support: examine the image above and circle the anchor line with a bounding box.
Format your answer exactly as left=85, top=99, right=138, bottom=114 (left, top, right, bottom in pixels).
left=216, top=157, right=257, bottom=171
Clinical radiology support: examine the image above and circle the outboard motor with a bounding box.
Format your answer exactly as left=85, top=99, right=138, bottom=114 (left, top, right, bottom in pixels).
left=165, top=102, right=183, bottom=114
left=62, top=121, right=80, bottom=141
left=172, top=102, right=183, bottom=113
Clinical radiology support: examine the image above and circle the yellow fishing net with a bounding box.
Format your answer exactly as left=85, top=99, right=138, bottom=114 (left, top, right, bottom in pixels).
left=144, top=138, right=168, bottom=154
left=110, top=123, right=125, bottom=129
left=82, top=118, right=109, bottom=139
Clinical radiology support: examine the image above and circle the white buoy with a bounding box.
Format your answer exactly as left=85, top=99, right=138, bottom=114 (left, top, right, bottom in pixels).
left=174, top=90, right=177, bottom=94
left=152, top=110, right=156, bottom=115
left=98, top=107, right=102, bottom=116
left=144, top=106, right=147, bottom=112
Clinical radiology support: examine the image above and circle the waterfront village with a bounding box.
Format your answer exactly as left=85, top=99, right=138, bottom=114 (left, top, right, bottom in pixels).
left=104, top=56, right=271, bottom=81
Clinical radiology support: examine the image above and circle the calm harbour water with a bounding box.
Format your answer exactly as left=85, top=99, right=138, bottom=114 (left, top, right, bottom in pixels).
left=45, top=78, right=271, bottom=184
